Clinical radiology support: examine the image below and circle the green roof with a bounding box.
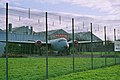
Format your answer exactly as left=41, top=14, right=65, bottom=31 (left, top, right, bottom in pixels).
left=0, top=29, right=3, bottom=32
left=38, top=29, right=102, bottom=41
left=38, top=29, right=68, bottom=36
left=69, top=31, right=102, bottom=41
left=76, top=32, right=102, bottom=41
left=12, top=26, right=28, bottom=31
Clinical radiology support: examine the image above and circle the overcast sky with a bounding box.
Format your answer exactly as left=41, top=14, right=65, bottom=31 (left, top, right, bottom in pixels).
left=0, top=0, right=120, bottom=20
left=0, top=0, right=120, bottom=40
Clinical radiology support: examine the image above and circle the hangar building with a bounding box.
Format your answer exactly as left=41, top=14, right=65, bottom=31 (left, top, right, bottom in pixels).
left=0, top=25, right=102, bottom=54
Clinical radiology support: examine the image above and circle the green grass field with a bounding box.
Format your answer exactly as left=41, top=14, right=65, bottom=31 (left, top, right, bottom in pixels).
left=50, top=65, right=120, bottom=80
left=0, top=57, right=119, bottom=80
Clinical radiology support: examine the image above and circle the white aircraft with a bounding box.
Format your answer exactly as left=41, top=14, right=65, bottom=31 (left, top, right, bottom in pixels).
left=0, top=38, right=98, bottom=55
left=0, top=38, right=77, bottom=55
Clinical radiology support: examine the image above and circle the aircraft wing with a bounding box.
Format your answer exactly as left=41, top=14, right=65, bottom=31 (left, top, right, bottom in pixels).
left=77, top=41, right=103, bottom=44
left=0, top=40, right=35, bottom=44
left=0, top=40, right=51, bottom=45
left=68, top=40, right=102, bottom=44
left=68, top=40, right=102, bottom=47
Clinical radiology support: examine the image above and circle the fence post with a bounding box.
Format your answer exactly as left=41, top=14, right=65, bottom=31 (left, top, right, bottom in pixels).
left=119, top=53, right=120, bottom=64
left=6, top=3, right=9, bottom=80
left=45, top=12, right=48, bottom=80
left=90, top=23, right=93, bottom=69
left=104, top=26, right=107, bottom=66
left=72, top=18, right=75, bottom=72
left=114, top=29, right=116, bottom=64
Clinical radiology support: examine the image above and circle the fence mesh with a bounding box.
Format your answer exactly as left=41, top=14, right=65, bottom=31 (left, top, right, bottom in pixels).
left=0, top=5, right=120, bottom=80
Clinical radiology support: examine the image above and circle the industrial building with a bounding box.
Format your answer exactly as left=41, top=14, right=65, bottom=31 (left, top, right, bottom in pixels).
left=8, top=23, right=34, bottom=35
left=37, top=29, right=69, bottom=40
left=36, top=29, right=102, bottom=41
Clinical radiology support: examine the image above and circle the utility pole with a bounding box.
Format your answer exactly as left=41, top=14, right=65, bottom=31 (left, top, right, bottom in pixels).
left=28, top=8, right=30, bottom=19
left=83, top=21, right=84, bottom=29
left=19, top=16, right=21, bottom=21
left=59, top=16, right=61, bottom=24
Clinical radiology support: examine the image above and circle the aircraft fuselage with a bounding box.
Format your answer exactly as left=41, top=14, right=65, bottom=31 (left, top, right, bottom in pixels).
left=49, top=38, right=69, bottom=52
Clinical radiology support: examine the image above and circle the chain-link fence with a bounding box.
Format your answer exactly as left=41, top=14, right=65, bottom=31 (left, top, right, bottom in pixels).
left=0, top=3, right=120, bottom=80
